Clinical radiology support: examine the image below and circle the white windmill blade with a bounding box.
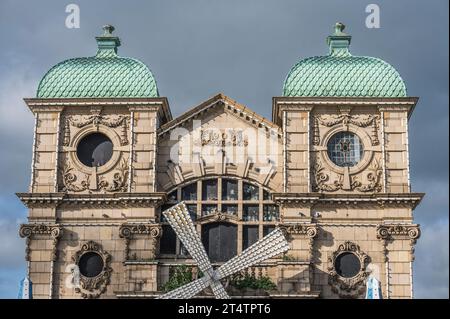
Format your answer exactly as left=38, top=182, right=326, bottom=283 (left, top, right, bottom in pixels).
left=209, top=279, right=230, bottom=299
left=161, top=202, right=230, bottom=299
left=157, top=277, right=210, bottom=299
left=163, top=202, right=215, bottom=275
left=215, top=227, right=289, bottom=280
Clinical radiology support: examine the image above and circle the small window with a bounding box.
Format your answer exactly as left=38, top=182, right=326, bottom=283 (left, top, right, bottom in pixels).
left=222, top=179, right=238, bottom=200
left=78, top=252, right=104, bottom=277
left=263, top=189, right=270, bottom=200
left=243, top=205, right=259, bottom=221
left=243, top=182, right=259, bottom=200
left=202, top=179, right=218, bottom=200
left=76, top=133, right=113, bottom=167
left=327, top=132, right=364, bottom=167
left=160, top=225, right=177, bottom=255
left=180, top=242, right=190, bottom=257
left=186, top=204, right=197, bottom=221
left=263, top=225, right=275, bottom=237
left=222, top=204, right=237, bottom=215
left=167, top=190, right=177, bottom=202
left=335, top=252, right=361, bottom=278
left=263, top=205, right=279, bottom=222
left=182, top=183, right=197, bottom=201
left=202, top=204, right=218, bottom=216
left=243, top=226, right=259, bottom=250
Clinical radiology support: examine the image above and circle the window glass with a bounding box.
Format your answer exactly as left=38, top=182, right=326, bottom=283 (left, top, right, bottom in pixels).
left=263, top=205, right=279, bottom=221
left=76, top=133, right=113, bottom=167
left=327, top=132, right=364, bottom=167
left=182, top=183, right=197, bottom=200
left=222, top=179, right=238, bottom=200
left=335, top=252, right=361, bottom=278
left=243, top=182, right=259, bottom=200
left=243, top=226, right=259, bottom=250
left=202, top=179, right=218, bottom=200
left=243, top=205, right=259, bottom=221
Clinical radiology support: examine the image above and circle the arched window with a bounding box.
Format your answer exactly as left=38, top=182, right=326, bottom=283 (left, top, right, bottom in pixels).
left=158, top=177, right=280, bottom=261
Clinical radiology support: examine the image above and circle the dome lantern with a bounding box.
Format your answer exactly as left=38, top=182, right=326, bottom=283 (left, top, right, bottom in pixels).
left=282, top=23, right=407, bottom=98
left=36, top=25, right=159, bottom=98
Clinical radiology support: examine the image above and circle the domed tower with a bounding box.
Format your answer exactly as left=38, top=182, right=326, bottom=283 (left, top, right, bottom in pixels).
left=18, top=26, right=171, bottom=299
left=272, top=23, right=423, bottom=298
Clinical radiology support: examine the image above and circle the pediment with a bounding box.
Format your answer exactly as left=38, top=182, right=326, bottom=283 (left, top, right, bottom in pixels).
left=158, top=93, right=281, bottom=138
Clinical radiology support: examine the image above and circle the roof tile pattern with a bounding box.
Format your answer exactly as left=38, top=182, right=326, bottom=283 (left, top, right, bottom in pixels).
left=283, top=23, right=407, bottom=98
left=37, top=25, right=159, bottom=98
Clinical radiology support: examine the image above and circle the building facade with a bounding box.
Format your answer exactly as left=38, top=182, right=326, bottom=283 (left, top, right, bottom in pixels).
left=18, top=23, right=423, bottom=299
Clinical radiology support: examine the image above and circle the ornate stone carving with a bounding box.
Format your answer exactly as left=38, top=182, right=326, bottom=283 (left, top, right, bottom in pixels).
left=19, top=224, right=63, bottom=261
left=312, top=159, right=343, bottom=192
left=328, top=241, right=369, bottom=298
left=355, top=159, right=383, bottom=193
left=119, top=224, right=162, bottom=260
left=196, top=212, right=239, bottom=224
left=313, top=113, right=380, bottom=146
left=376, top=224, right=421, bottom=261
left=72, top=241, right=112, bottom=299
left=279, top=223, right=317, bottom=261
left=98, top=157, right=129, bottom=192
left=63, top=118, right=71, bottom=146
left=61, top=163, right=90, bottom=192
left=69, top=115, right=129, bottom=145
left=279, top=223, right=317, bottom=238
left=312, top=158, right=382, bottom=193
left=195, top=129, right=248, bottom=147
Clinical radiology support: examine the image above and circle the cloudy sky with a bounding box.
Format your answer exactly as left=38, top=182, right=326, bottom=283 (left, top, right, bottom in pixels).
left=0, top=0, right=448, bottom=298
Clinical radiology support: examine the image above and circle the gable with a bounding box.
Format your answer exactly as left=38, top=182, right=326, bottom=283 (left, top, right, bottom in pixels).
left=156, top=94, right=283, bottom=191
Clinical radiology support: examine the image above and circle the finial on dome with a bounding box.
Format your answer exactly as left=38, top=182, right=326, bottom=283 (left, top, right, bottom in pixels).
left=327, top=22, right=351, bottom=57
left=96, top=24, right=121, bottom=57
left=102, top=24, right=115, bottom=36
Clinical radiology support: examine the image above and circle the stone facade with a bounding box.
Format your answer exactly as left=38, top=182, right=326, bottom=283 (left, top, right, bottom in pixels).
left=18, top=93, right=422, bottom=299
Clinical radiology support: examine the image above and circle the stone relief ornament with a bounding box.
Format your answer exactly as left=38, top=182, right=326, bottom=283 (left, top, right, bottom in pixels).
left=19, top=224, right=63, bottom=262
left=98, top=157, right=129, bottom=192
left=279, top=223, right=318, bottom=260
left=354, top=159, right=383, bottom=193
left=61, top=163, right=90, bottom=192
left=68, top=114, right=129, bottom=145
left=72, top=241, right=112, bottom=299
left=313, top=114, right=379, bottom=146
left=312, top=158, right=383, bottom=193
left=312, top=159, right=343, bottom=192
left=119, top=224, right=162, bottom=260
left=328, top=241, right=369, bottom=299
left=376, top=224, right=421, bottom=261
left=195, top=129, right=249, bottom=147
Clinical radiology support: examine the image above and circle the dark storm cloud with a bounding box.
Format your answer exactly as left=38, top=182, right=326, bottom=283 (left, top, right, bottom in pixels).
left=0, top=0, right=447, bottom=298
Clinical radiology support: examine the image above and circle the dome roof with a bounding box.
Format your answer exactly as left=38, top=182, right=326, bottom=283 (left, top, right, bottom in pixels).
left=37, top=25, right=159, bottom=98
left=282, top=23, right=407, bottom=98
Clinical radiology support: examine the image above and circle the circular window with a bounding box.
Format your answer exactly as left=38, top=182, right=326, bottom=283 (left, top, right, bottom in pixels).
left=335, top=252, right=361, bottom=278
left=76, top=133, right=113, bottom=167
left=327, top=132, right=364, bottom=167
left=78, top=252, right=104, bottom=277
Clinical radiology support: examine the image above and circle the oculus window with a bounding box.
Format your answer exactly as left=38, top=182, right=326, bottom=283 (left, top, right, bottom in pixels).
left=76, top=133, right=113, bottom=167
left=335, top=252, right=361, bottom=278
left=78, top=252, right=104, bottom=278
left=327, top=132, right=363, bottom=167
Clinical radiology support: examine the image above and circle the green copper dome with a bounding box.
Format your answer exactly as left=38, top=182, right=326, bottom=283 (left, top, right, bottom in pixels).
left=283, top=23, right=407, bottom=97
left=37, top=25, right=159, bottom=98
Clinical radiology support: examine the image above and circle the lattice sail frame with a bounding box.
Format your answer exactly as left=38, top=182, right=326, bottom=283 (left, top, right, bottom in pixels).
left=158, top=202, right=289, bottom=299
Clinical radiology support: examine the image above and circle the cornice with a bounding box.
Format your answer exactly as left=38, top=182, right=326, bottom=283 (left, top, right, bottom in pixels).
left=272, top=192, right=424, bottom=209
left=16, top=192, right=167, bottom=208
left=272, top=96, right=419, bottom=125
